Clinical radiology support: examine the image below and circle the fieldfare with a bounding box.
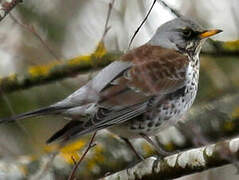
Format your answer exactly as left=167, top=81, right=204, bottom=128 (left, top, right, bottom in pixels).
left=0, top=17, right=222, bottom=159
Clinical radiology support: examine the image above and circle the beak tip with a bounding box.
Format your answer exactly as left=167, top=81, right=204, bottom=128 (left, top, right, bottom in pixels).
left=199, top=29, right=223, bottom=39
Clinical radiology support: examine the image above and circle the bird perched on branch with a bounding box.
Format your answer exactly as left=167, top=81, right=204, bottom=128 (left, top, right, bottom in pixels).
left=0, top=17, right=222, bottom=159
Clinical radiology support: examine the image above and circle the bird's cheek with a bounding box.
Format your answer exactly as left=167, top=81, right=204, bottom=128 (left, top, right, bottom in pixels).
left=175, top=40, right=187, bottom=51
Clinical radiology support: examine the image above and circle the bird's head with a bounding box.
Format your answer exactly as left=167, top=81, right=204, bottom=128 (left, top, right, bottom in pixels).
left=149, top=17, right=222, bottom=56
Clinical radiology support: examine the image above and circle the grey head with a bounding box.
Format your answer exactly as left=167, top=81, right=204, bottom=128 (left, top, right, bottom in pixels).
left=148, top=17, right=222, bottom=56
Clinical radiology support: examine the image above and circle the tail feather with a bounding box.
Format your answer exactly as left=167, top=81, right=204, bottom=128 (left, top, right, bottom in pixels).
left=46, top=120, right=83, bottom=144
left=0, top=106, right=69, bottom=123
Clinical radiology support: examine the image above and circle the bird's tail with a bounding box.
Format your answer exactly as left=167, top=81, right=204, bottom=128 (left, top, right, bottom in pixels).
left=0, top=105, right=69, bottom=123
left=46, top=120, right=83, bottom=144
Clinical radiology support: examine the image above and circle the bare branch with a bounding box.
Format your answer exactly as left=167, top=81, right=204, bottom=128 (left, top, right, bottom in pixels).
left=9, top=13, right=61, bottom=61
left=128, top=0, right=157, bottom=49
left=156, top=0, right=181, bottom=18
left=128, top=0, right=181, bottom=49
left=102, top=0, right=115, bottom=41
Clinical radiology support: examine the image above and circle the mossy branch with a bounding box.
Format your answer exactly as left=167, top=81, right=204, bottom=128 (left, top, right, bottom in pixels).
left=0, top=40, right=239, bottom=94
left=203, top=40, right=239, bottom=56
left=0, top=51, right=120, bottom=93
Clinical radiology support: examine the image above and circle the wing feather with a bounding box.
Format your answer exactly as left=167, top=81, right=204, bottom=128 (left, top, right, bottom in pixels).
left=48, top=45, right=189, bottom=142
left=47, top=102, right=148, bottom=142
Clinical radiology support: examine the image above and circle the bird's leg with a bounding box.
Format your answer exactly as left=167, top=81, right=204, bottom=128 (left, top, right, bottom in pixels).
left=140, top=133, right=173, bottom=157
left=121, top=137, right=144, bottom=161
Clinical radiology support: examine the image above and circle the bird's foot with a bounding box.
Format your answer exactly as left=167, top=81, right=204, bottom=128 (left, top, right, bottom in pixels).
left=140, top=133, right=174, bottom=158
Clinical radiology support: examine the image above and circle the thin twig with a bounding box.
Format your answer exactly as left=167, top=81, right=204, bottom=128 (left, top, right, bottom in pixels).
left=0, top=90, right=18, bottom=157
left=128, top=0, right=157, bottom=49
left=68, top=131, right=97, bottom=180
left=87, top=0, right=115, bottom=95
left=102, top=0, right=115, bottom=41
left=71, top=156, right=77, bottom=165
left=1, top=91, right=31, bottom=135
left=156, top=0, right=181, bottom=18
left=0, top=87, right=41, bottom=157
left=9, top=13, right=61, bottom=61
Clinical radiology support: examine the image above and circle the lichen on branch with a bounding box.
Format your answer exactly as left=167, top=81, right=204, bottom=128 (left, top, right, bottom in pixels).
left=0, top=40, right=239, bottom=94
left=0, top=42, right=120, bottom=93
left=101, top=137, right=239, bottom=180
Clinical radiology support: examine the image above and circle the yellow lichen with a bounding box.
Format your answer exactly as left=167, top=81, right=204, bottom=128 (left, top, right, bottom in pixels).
left=86, top=144, right=104, bottom=170
left=223, top=40, right=239, bottom=51
left=59, top=140, right=105, bottom=166
left=59, top=139, right=87, bottom=164
left=164, top=142, right=174, bottom=151
left=28, top=61, right=59, bottom=77
left=68, top=55, right=92, bottom=66
left=60, top=151, right=81, bottom=164
left=60, top=139, right=86, bottom=153
left=67, top=41, right=107, bottom=66
left=43, top=144, right=59, bottom=153
left=27, top=41, right=107, bottom=78
left=93, top=41, right=107, bottom=58
left=231, top=107, right=239, bottom=119
left=142, top=143, right=153, bottom=155
left=223, top=121, right=234, bottom=132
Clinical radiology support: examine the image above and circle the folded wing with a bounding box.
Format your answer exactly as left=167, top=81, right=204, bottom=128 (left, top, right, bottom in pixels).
left=48, top=45, right=189, bottom=143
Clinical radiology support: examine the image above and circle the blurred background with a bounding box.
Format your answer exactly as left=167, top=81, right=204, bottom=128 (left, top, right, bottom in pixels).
left=0, top=0, right=239, bottom=179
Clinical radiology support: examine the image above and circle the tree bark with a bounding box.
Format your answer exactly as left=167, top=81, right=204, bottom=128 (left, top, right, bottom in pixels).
left=101, top=137, right=239, bottom=180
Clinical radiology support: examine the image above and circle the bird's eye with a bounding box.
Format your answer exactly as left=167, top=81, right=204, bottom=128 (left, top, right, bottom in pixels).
left=182, top=29, right=192, bottom=38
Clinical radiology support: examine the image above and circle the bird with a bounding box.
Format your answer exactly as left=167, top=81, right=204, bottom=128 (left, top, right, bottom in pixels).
left=0, top=17, right=222, bottom=159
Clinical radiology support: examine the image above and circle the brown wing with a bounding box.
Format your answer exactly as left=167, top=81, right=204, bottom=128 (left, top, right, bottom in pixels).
left=47, top=45, right=189, bottom=143
left=99, top=44, right=189, bottom=107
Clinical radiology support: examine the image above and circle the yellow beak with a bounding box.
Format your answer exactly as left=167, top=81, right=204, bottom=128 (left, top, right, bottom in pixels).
left=199, top=29, right=223, bottom=39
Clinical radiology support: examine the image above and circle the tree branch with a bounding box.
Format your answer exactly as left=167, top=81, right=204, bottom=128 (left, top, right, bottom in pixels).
left=157, top=0, right=181, bottom=18
left=128, top=0, right=157, bottom=49
left=101, top=137, right=239, bottom=180
left=0, top=40, right=239, bottom=94
left=202, top=40, right=239, bottom=57
left=0, top=50, right=119, bottom=93
left=0, top=92, right=239, bottom=178
left=0, top=0, right=23, bottom=22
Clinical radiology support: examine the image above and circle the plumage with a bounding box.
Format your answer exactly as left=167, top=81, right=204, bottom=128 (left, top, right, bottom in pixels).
left=0, top=17, right=222, bottom=147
